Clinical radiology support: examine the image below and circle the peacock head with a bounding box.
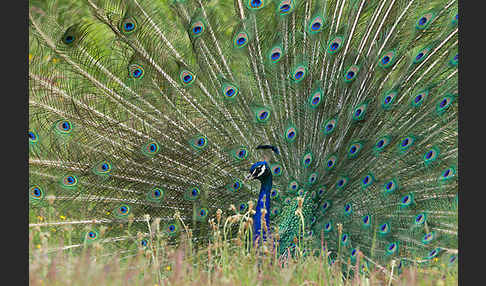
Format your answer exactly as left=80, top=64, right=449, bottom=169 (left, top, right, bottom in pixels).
left=246, top=161, right=271, bottom=182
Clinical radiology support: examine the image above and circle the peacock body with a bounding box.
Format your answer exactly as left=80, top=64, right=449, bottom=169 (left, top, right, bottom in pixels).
left=29, top=0, right=458, bottom=271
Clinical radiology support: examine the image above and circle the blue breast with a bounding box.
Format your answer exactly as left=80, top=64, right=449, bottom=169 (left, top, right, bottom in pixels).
left=253, top=173, right=272, bottom=243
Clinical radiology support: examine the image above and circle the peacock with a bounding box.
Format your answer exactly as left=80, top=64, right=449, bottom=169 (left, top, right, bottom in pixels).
left=29, top=0, right=458, bottom=273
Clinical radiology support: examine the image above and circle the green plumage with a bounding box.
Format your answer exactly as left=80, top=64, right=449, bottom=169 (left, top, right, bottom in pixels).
left=29, top=0, right=457, bottom=270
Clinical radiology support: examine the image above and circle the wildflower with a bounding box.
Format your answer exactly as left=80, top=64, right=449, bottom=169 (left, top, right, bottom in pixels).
left=166, top=265, right=171, bottom=271
left=37, top=216, right=44, bottom=221
left=60, top=215, right=66, bottom=220
left=36, top=244, right=41, bottom=249
left=29, top=54, right=32, bottom=62
left=52, top=58, right=59, bottom=64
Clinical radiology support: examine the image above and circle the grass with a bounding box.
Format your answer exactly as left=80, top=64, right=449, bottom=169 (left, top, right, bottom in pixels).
left=29, top=208, right=457, bottom=286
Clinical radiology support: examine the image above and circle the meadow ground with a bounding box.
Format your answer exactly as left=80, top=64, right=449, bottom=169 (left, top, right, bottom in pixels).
left=29, top=211, right=457, bottom=286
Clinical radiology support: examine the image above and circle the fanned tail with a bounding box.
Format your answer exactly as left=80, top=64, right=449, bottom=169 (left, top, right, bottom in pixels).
left=29, top=0, right=457, bottom=270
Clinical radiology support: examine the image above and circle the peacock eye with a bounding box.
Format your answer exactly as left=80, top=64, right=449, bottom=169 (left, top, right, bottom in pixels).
left=328, top=36, right=343, bottom=54
left=190, top=20, right=205, bottom=37
left=60, top=175, right=77, bottom=188
left=129, top=64, right=145, bottom=79
left=65, top=36, right=74, bottom=43
left=269, top=46, right=284, bottom=63
left=234, top=31, right=249, bottom=48
left=308, top=16, right=324, bottom=34
left=250, top=0, right=263, bottom=8
left=113, top=204, right=132, bottom=218
left=291, top=65, right=307, bottom=82
left=344, top=65, right=359, bottom=82
left=141, top=239, right=148, bottom=247
left=399, top=136, right=415, bottom=150
left=416, top=12, right=434, bottom=30
left=180, top=70, right=196, bottom=86
left=363, top=176, right=369, bottom=184
left=440, top=99, right=448, bottom=108
left=120, top=17, right=138, bottom=34
left=255, top=107, right=271, bottom=123
left=308, top=173, right=317, bottom=184
left=29, top=131, right=38, bottom=142
left=222, top=83, right=239, bottom=99
left=363, top=216, right=369, bottom=224
left=239, top=202, right=248, bottom=212
left=342, top=234, right=348, bottom=242
left=196, top=207, right=209, bottom=221
left=124, top=23, right=134, bottom=30
left=449, top=255, right=457, bottom=264
left=277, top=0, right=293, bottom=15
left=285, top=126, right=298, bottom=142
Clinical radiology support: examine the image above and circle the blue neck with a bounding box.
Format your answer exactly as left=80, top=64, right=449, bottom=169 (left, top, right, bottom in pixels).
left=253, top=174, right=272, bottom=242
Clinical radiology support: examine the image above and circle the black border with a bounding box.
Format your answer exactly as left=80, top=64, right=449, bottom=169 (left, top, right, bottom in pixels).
left=459, top=1, right=482, bottom=285
left=4, top=0, right=28, bottom=284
